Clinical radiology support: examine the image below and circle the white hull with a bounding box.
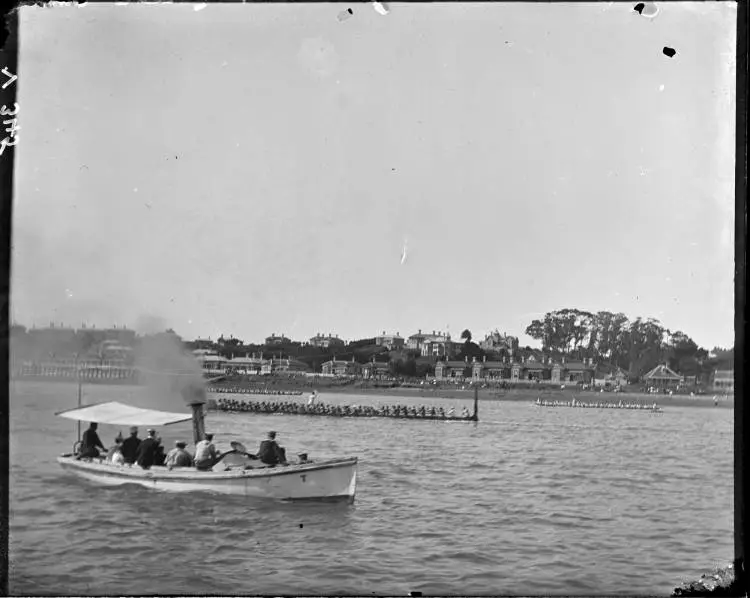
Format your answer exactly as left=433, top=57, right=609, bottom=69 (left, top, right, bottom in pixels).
left=57, top=456, right=357, bottom=501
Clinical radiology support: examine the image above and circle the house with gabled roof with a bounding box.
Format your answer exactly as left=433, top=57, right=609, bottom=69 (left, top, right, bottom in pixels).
left=435, top=358, right=472, bottom=380
left=375, top=331, right=404, bottom=350
left=361, top=361, right=391, bottom=379
left=471, top=356, right=509, bottom=381
left=321, top=356, right=361, bottom=376
left=550, top=357, right=596, bottom=384
left=642, top=363, right=682, bottom=390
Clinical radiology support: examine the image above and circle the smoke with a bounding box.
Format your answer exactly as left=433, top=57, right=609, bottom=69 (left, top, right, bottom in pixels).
left=132, top=316, right=206, bottom=409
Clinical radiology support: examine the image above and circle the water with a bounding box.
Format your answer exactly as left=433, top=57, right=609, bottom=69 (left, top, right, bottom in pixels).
left=10, top=381, right=733, bottom=595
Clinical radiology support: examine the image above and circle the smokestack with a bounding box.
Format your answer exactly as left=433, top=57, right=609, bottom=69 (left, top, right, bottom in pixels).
left=190, top=402, right=205, bottom=445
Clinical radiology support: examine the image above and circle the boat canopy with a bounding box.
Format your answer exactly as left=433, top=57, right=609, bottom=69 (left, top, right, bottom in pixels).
left=56, top=401, right=192, bottom=427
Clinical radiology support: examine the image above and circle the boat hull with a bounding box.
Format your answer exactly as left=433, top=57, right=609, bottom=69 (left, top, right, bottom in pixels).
left=57, top=456, right=357, bottom=501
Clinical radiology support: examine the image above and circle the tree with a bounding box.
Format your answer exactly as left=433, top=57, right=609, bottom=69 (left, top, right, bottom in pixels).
left=461, top=329, right=472, bottom=343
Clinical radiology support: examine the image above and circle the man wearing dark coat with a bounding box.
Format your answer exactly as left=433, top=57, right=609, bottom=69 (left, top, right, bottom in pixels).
left=121, top=426, right=141, bottom=464
left=257, top=431, right=287, bottom=466
left=135, top=429, right=159, bottom=469
left=79, top=422, right=105, bottom=459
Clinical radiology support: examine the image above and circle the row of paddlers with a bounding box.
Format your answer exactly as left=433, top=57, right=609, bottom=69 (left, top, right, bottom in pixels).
left=13, top=366, right=137, bottom=380
left=535, top=399, right=662, bottom=412
left=207, top=387, right=303, bottom=396
left=215, top=397, right=476, bottom=421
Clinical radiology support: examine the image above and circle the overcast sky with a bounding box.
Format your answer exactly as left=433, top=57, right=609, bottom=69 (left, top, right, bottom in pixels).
left=12, top=2, right=736, bottom=349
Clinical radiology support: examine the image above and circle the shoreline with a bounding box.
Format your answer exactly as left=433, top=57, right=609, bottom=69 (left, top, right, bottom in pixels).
left=12, top=375, right=733, bottom=410
left=209, top=382, right=734, bottom=409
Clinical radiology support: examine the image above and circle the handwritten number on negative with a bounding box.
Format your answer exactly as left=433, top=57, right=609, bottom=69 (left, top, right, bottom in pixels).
left=1, top=68, right=17, bottom=90
left=1, top=103, right=19, bottom=116
left=0, top=135, right=18, bottom=155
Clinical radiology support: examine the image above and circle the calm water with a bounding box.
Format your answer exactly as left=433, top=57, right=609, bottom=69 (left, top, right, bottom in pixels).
left=9, top=381, right=733, bottom=595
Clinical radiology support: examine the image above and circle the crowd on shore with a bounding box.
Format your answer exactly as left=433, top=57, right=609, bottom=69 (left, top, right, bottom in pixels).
left=214, top=396, right=475, bottom=421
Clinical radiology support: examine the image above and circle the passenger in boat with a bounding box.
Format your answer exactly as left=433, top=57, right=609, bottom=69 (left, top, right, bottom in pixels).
left=109, top=437, right=126, bottom=466
left=135, top=429, right=160, bottom=469
left=153, top=436, right=167, bottom=466
left=165, top=440, right=194, bottom=469
left=121, top=426, right=141, bottom=464
left=195, top=433, right=219, bottom=471
left=257, top=431, right=287, bottom=466
left=79, top=422, right=106, bottom=459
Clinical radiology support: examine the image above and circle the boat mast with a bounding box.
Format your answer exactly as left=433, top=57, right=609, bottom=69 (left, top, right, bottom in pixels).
left=472, top=385, right=479, bottom=422
left=75, top=353, right=82, bottom=442
left=182, top=382, right=207, bottom=444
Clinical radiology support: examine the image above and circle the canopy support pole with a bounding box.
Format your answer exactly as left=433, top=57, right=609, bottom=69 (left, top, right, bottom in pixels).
left=76, top=360, right=82, bottom=443
left=190, top=402, right=205, bottom=445
left=472, top=385, right=479, bottom=422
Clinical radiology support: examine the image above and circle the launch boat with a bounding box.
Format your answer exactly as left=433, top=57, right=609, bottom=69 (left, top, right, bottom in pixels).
left=55, top=400, right=358, bottom=501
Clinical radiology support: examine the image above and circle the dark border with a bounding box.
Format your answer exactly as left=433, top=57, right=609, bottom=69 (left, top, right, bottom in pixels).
left=735, top=0, right=748, bottom=595
left=0, top=7, right=17, bottom=598
left=1, top=2, right=747, bottom=597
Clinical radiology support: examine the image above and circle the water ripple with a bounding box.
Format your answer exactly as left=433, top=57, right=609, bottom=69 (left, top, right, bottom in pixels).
left=9, top=382, right=733, bottom=595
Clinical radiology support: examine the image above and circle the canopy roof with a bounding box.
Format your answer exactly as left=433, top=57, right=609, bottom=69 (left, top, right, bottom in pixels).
left=56, top=401, right=192, bottom=426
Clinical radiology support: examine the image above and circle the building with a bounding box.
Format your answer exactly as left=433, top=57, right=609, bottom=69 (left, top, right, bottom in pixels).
left=479, top=331, right=519, bottom=354
left=193, top=350, right=226, bottom=374
left=222, top=354, right=264, bottom=374
left=321, top=357, right=361, bottom=376
left=309, top=333, right=346, bottom=349
left=265, top=333, right=291, bottom=346
left=711, top=369, right=734, bottom=394
left=102, top=326, right=136, bottom=345
left=407, top=329, right=459, bottom=358
left=593, top=365, right=629, bottom=388
left=642, top=363, right=682, bottom=390
left=551, top=358, right=596, bottom=384
left=98, top=339, right=133, bottom=364
left=361, top=361, right=391, bottom=379
left=375, top=331, right=404, bottom=350
left=435, top=359, right=472, bottom=380
left=471, top=356, right=509, bottom=381
left=274, top=358, right=311, bottom=374
left=192, top=338, right=215, bottom=351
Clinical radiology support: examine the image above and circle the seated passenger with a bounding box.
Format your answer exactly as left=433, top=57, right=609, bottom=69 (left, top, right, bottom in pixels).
left=109, top=438, right=126, bottom=465
left=195, top=433, right=219, bottom=471
left=153, top=436, right=166, bottom=466
left=135, top=429, right=159, bottom=469
left=257, top=431, right=287, bottom=466
left=79, top=422, right=106, bottom=459
left=165, top=440, right=194, bottom=469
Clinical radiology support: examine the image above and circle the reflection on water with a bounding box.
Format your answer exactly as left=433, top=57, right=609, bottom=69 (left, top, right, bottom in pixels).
left=10, top=381, right=733, bottom=595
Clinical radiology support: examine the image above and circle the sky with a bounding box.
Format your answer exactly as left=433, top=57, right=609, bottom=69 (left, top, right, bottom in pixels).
left=12, top=2, right=736, bottom=350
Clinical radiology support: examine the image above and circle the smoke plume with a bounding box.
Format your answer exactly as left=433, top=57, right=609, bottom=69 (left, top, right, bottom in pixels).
left=133, top=315, right=206, bottom=409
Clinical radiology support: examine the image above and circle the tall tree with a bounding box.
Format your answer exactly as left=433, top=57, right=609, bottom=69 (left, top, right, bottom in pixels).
left=461, top=329, right=472, bottom=342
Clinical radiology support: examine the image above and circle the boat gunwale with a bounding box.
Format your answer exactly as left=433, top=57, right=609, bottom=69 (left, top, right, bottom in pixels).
left=56, top=455, right=358, bottom=480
